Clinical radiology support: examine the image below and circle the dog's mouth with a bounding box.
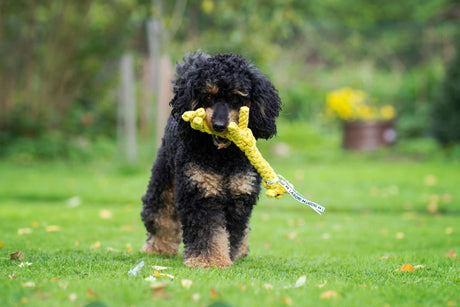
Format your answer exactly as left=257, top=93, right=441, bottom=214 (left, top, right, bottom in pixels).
left=212, top=135, right=231, bottom=150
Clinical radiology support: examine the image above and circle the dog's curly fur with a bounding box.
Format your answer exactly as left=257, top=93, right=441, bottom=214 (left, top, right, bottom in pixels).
left=141, top=52, right=282, bottom=268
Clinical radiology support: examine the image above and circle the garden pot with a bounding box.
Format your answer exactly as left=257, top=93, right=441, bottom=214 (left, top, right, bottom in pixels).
left=342, top=121, right=396, bottom=151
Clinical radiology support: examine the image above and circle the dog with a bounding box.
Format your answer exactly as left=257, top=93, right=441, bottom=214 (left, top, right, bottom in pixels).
left=141, top=52, right=282, bottom=268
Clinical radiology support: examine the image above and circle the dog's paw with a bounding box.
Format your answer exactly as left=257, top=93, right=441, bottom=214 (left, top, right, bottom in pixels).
left=183, top=254, right=233, bottom=269
left=142, top=237, right=179, bottom=256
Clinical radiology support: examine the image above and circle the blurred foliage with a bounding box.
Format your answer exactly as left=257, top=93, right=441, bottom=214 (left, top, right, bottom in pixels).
left=431, top=39, right=460, bottom=145
left=0, top=0, right=459, bottom=159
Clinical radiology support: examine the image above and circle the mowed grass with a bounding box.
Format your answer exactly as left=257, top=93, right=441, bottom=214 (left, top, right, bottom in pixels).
left=1, top=134, right=459, bottom=306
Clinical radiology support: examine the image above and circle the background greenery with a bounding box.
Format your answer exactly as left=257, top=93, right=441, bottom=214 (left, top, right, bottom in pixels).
left=1, top=0, right=459, bottom=158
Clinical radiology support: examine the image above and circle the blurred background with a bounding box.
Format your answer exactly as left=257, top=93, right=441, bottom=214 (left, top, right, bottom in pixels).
left=0, top=0, right=459, bottom=161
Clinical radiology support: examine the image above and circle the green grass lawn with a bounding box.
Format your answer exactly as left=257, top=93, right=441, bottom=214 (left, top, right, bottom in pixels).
left=1, top=133, right=459, bottom=306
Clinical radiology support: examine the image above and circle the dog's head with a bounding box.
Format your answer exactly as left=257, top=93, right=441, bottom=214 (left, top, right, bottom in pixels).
left=171, top=52, right=282, bottom=148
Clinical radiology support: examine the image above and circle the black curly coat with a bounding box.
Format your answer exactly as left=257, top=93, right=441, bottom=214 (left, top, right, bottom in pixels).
left=141, top=52, right=282, bottom=268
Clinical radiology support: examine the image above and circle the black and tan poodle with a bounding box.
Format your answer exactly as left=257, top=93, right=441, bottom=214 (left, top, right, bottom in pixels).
left=141, top=52, right=282, bottom=268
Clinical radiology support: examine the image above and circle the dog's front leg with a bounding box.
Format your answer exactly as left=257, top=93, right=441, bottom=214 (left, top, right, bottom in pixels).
left=177, top=163, right=233, bottom=268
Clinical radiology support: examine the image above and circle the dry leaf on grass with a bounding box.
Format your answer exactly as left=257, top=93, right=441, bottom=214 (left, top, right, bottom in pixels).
left=0, top=241, right=4, bottom=248
left=263, top=283, right=273, bottom=290
left=154, top=271, right=174, bottom=279
left=181, top=279, right=193, bottom=289
left=209, top=288, right=221, bottom=299
left=282, top=296, right=293, bottom=306
left=17, top=228, right=32, bottom=235
left=400, top=264, right=414, bottom=272
left=10, top=250, right=24, bottom=261
left=21, top=281, right=36, bottom=288
left=99, top=209, right=112, bottom=219
left=68, top=293, right=77, bottom=302
left=90, top=241, right=101, bottom=249
left=294, top=275, right=306, bottom=288
left=45, top=225, right=61, bottom=232
left=191, top=293, right=200, bottom=302
left=318, top=280, right=327, bottom=288
left=151, top=265, right=170, bottom=271
left=446, top=250, right=457, bottom=258
left=320, top=290, right=338, bottom=299
left=86, top=288, right=97, bottom=299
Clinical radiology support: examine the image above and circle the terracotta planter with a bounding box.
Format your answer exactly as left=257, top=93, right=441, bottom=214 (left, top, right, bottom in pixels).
left=342, top=121, right=396, bottom=151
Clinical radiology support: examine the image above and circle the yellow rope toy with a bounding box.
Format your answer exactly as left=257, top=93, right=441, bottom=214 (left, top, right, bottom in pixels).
left=182, top=106, right=325, bottom=215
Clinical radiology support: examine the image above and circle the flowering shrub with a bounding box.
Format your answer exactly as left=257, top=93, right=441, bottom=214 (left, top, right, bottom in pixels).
left=326, top=87, right=396, bottom=122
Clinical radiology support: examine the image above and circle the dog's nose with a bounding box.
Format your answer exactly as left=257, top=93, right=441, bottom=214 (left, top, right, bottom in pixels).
left=212, top=120, right=227, bottom=133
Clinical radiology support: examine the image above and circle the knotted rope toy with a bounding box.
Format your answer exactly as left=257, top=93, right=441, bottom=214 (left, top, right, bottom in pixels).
left=182, top=107, right=325, bottom=215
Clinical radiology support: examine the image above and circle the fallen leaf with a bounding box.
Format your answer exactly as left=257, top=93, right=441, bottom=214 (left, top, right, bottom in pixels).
left=90, top=241, right=101, bottom=249
left=121, top=225, right=134, bottom=231
left=446, top=250, right=457, bottom=259
left=99, top=209, right=112, bottom=219
left=282, top=296, right=293, bottom=306
left=424, top=175, right=437, bottom=186
left=20, top=297, right=29, bottom=304
left=148, top=280, right=170, bottom=290
left=9, top=274, right=16, bottom=279
left=238, top=285, right=246, bottom=291
left=209, top=288, right=221, bottom=299
left=400, top=264, right=414, bottom=272
left=67, top=196, right=81, bottom=208
left=18, top=228, right=32, bottom=235
left=35, top=290, right=51, bottom=300
left=447, top=301, right=456, bottom=307
left=441, top=193, right=452, bottom=204
left=49, top=278, right=61, bottom=282
left=286, top=231, right=297, bottom=240
left=74, top=241, right=80, bottom=247
left=361, top=285, right=367, bottom=288
left=318, top=280, right=327, bottom=288
left=154, top=271, right=174, bottom=279
left=396, top=232, right=405, bottom=239
left=320, top=290, right=338, bottom=299
left=31, top=222, right=40, bottom=228
left=126, top=244, right=132, bottom=252
left=294, top=275, right=306, bottom=288
left=264, top=242, right=271, bottom=248
left=445, top=227, right=454, bottom=235
left=191, top=293, right=200, bottom=302
left=181, top=279, right=193, bottom=289
left=68, top=293, right=77, bottom=302
left=151, top=265, right=170, bottom=271
left=86, top=288, right=97, bottom=299
left=10, top=250, right=24, bottom=261
left=263, top=283, right=273, bottom=290
left=152, top=288, right=170, bottom=300
left=45, top=225, right=61, bottom=232
left=22, top=281, right=36, bottom=288
left=0, top=241, right=4, bottom=248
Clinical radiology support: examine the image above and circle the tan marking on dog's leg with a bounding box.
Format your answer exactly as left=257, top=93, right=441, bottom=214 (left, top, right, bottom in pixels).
left=142, top=188, right=181, bottom=256
left=229, top=172, right=257, bottom=195
left=184, top=226, right=233, bottom=268
left=185, top=163, right=224, bottom=198
left=236, top=226, right=250, bottom=260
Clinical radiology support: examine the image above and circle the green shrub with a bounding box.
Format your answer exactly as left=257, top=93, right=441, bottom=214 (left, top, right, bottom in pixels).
left=431, top=40, right=460, bottom=145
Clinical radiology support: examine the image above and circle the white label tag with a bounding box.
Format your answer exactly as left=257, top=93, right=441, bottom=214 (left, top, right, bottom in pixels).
left=275, top=175, right=325, bottom=215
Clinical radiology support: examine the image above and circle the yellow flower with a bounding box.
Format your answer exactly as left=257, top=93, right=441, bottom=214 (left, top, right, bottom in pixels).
left=325, top=88, right=396, bottom=122
left=380, top=105, right=396, bottom=120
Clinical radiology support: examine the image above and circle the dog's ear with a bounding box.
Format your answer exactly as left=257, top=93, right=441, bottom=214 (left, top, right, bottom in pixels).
left=170, top=52, right=210, bottom=118
left=248, top=67, right=282, bottom=139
